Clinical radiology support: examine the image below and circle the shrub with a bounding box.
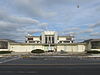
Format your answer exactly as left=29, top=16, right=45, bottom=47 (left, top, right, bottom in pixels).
left=48, top=50, right=54, bottom=52
left=0, top=51, right=12, bottom=54
left=31, top=49, right=44, bottom=53
left=87, top=50, right=100, bottom=54
left=60, top=50, right=66, bottom=54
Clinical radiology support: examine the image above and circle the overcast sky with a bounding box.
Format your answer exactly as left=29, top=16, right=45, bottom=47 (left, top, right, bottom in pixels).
left=0, top=0, right=100, bottom=42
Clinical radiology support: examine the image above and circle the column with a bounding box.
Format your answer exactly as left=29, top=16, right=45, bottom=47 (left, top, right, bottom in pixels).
left=51, top=36, right=52, bottom=44
left=54, top=32, right=57, bottom=44
left=70, top=41, right=72, bottom=43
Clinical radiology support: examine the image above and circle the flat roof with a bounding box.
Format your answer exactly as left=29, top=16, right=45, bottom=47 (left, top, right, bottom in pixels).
left=0, top=39, right=17, bottom=43
left=84, top=39, right=100, bottom=42
left=10, top=43, right=86, bottom=45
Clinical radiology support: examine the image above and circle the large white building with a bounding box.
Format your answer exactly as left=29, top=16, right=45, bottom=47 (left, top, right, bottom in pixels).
left=0, top=31, right=86, bottom=53
left=25, top=31, right=75, bottom=51
left=25, top=31, right=74, bottom=44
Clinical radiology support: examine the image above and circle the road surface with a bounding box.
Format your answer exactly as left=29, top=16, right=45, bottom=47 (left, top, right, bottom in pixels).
left=0, top=64, right=100, bottom=75
left=0, top=56, right=100, bottom=75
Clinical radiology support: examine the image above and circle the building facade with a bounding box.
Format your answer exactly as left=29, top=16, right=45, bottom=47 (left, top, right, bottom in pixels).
left=25, top=31, right=74, bottom=44
left=25, top=31, right=75, bottom=51
left=84, top=39, right=100, bottom=51
left=0, top=31, right=86, bottom=53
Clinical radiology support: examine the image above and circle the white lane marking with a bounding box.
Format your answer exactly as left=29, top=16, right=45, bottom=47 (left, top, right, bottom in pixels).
left=0, top=71, right=37, bottom=74
left=16, top=71, right=37, bottom=74
left=0, top=57, right=21, bottom=64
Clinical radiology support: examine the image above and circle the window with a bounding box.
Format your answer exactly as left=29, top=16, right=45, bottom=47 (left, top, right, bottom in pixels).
left=49, top=36, right=51, bottom=41
left=66, top=38, right=71, bottom=40
left=29, top=41, right=35, bottom=43
left=63, top=41, right=70, bottom=43
left=37, top=41, right=40, bottom=43
left=0, top=41, right=8, bottom=49
left=40, top=36, right=42, bottom=40
left=91, top=41, right=100, bottom=49
left=59, top=41, right=62, bottom=43
left=45, top=35, right=55, bottom=44
left=28, top=38, right=33, bottom=40
left=45, top=36, right=47, bottom=44
left=52, top=36, right=54, bottom=43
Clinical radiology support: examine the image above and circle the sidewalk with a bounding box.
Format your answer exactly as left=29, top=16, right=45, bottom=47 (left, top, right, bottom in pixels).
left=0, top=52, right=100, bottom=58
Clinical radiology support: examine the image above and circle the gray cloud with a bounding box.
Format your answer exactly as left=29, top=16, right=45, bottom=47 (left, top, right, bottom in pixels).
left=68, top=32, right=77, bottom=36
left=11, top=0, right=57, bottom=18
left=78, top=37, right=91, bottom=41
left=17, top=28, right=43, bottom=34
left=89, top=22, right=100, bottom=28
left=64, top=27, right=80, bottom=32
left=38, top=23, right=48, bottom=26
left=79, top=29, right=94, bottom=34
left=0, top=0, right=99, bottom=42
left=38, top=23, right=48, bottom=30
left=90, top=32, right=100, bottom=36
left=0, top=10, right=45, bottom=42
left=0, top=11, right=39, bottom=24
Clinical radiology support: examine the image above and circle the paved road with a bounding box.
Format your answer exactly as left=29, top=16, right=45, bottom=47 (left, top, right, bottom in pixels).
left=0, top=56, right=20, bottom=64
left=0, top=64, right=100, bottom=75
left=2, top=56, right=100, bottom=64
left=0, top=56, right=100, bottom=75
